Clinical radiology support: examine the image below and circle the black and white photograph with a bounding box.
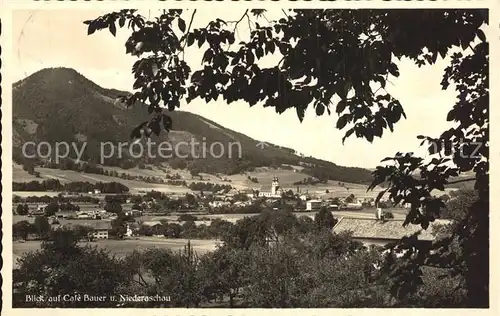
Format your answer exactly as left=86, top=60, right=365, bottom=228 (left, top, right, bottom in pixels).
left=1, top=1, right=495, bottom=312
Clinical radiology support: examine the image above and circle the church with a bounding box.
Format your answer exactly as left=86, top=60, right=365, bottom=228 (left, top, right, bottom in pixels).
left=258, top=177, right=283, bottom=198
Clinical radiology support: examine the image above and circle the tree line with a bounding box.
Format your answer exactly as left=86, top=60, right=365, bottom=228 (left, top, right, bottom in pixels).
left=13, top=180, right=130, bottom=193
left=13, top=205, right=465, bottom=308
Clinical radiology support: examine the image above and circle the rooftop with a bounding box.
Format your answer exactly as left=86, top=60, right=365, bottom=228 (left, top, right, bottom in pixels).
left=332, top=217, right=451, bottom=241
left=142, top=221, right=163, bottom=227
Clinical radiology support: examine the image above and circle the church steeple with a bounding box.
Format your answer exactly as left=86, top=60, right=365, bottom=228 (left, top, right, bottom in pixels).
left=271, top=176, right=280, bottom=195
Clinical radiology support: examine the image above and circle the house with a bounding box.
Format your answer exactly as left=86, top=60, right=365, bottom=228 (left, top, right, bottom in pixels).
left=240, top=188, right=257, bottom=199
left=142, top=221, right=163, bottom=227
left=126, top=222, right=141, bottom=237
left=306, top=199, right=322, bottom=211
left=195, top=191, right=214, bottom=198
left=124, top=209, right=143, bottom=217
left=299, top=194, right=310, bottom=201
left=331, top=217, right=451, bottom=247
left=142, top=221, right=164, bottom=236
left=76, top=212, right=91, bottom=219
left=90, top=221, right=112, bottom=239
left=226, top=188, right=240, bottom=197
left=55, top=211, right=76, bottom=219
left=31, top=204, right=47, bottom=215
left=342, top=202, right=363, bottom=210
left=327, top=204, right=340, bottom=211
left=209, top=201, right=231, bottom=208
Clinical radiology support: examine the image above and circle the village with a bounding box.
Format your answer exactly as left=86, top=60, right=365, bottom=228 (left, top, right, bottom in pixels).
left=13, top=176, right=440, bottom=250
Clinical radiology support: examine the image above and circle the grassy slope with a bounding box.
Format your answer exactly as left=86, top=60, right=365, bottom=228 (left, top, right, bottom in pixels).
left=12, top=67, right=374, bottom=184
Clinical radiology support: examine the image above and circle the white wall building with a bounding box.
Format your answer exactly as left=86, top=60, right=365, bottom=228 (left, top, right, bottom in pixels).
left=258, top=177, right=283, bottom=198
left=306, top=200, right=322, bottom=211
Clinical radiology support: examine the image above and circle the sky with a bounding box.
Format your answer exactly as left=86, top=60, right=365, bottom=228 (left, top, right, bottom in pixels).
left=11, top=9, right=462, bottom=169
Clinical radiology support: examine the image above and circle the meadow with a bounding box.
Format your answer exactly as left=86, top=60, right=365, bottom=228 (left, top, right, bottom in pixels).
left=13, top=162, right=386, bottom=198
left=12, top=238, right=219, bottom=267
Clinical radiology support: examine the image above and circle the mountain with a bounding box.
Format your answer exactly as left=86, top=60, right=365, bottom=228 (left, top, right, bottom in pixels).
left=12, top=67, right=374, bottom=184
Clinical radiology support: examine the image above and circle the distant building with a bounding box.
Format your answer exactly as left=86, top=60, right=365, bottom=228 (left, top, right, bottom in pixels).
left=299, top=194, right=310, bottom=201
left=238, top=188, right=259, bottom=199
left=306, top=200, right=322, bottom=211
left=209, top=201, right=231, bottom=208
left=124, top=209, right=143, bottom=217
left=76, top=212, right=91, bottom=219
left=32, top=204, right=48, bottom=215
left=327, top=204, right=340, bottom=211
left=142, top=221, right=163, bottom=227
left=226, top=188, right=240, bottom=197
left=126, top=222, right=141, bottom=237
left=90, top=222, right=111, bottom=239
left=343, top=202, right=363, bottom=210
left=258, top=177, right=283, bottom=198
left=332, top=217, right=450, bottom=247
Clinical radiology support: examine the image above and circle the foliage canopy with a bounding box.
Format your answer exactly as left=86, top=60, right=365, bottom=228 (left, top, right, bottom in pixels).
left=84, top=8, right=489, bottom=307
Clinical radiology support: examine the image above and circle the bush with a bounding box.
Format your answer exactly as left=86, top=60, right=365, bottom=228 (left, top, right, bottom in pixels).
left=16, top=204, right=29, bottom=215
left=44, top=202, right=59, bottom=217
left=13, top=220, right=35, bottom=240
left=178, top=214, right=198, bottom=222
left=383, top=211, right=394, bottom=219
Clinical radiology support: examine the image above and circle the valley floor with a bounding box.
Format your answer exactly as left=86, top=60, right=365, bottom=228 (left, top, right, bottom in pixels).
left=13, top=237, right=219, bottom=268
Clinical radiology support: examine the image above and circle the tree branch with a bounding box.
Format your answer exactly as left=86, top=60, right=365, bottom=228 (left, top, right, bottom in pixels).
left=225, top=10, right=249, bottom=50
left=181, top=9, right=197, bottom=60
left=281, top=9, right=290, bottom=19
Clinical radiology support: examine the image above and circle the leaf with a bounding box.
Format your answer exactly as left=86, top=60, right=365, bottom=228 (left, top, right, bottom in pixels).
left=380, top=157, right=394, bottom=162
left=130, top=121, right=149, bottom=140
left=278, top=42, right=288, bottom=55
left=296, top=107, right=305, bottom=122
left=336, top=100, right=347, bottom=113
left=268, top=41, right=276, bottom=54
left=342, top=128, right=354, bottom=144
left=162, top=114, right=173, bottom=131
left=375, top=189, right=388, bottom=203
left=198, top=33, right=206, bottom=48
left=187, top=33, right=195, bottom=46
left=178, top=18, right=186, bottom=33
left=88, top=22, right=97, bottom=35
left=446, top=109, right=455, bottom=121
left=246, top=51, right=255, bottom=65
left=388, top=63, right=400, bottom=77
left=256, top=47, right=264, bottom=59
left=119, top=17, right=125, bottom=28
left=202, top=49, right=213, bottom=63
left=109, top=22, right=117, bottom=37
left=336, top=115, right=348, bottom=129
left=315, top=104, right=325, bottom=116
left=477, top=29, right=486, bottom=42
left=366, top=132, right=374, bottom=143
left=149, top=119, right=161, bottom=136
left=374, top=75, right=386, bottom=88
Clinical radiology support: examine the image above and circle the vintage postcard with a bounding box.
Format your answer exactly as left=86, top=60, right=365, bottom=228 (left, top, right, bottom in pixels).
left=1, top=0, right=498, bottom=315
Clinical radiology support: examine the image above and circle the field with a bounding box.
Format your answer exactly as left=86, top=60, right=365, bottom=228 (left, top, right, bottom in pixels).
left=147, top=209, right=408, bottom=223
left=13, top=163, right=191, bottom=194
left=12, top=238, right=219, bottom=268
left=13, top=207, right=408, bottom=227
left=13, top=162, right=458, bottom=200
left=12, top=206, right=409, bottom=269
left=13, top=163, right=386, bottom=198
